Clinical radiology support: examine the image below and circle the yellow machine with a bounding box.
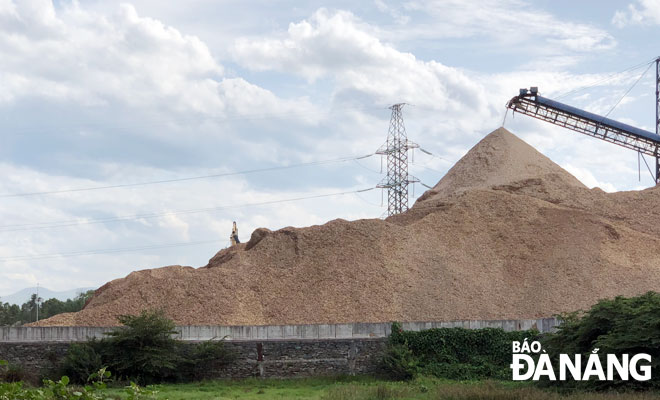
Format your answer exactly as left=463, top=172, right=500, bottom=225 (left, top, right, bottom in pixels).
left=230, top=221, right=240, bottom=246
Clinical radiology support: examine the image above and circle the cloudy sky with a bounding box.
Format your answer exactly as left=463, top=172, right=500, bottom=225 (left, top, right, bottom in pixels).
left=1, top=0, right=659, bottom=297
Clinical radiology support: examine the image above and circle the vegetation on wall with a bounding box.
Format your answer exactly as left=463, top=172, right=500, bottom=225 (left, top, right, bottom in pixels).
left=541, top=291, right=660, bottom=391
left=384, top=322, right=537, bottom=380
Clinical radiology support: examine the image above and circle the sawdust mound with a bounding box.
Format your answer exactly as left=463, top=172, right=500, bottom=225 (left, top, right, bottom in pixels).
left=35, top=128, right=660, bottom=327
left=416, top=127, right=585, bottom=204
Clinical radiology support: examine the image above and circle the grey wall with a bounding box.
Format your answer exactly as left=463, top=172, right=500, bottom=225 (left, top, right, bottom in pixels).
left=0, top=318, right=559, bottom=343
left=0, top=318, right=559, bottom=381
left=0, top=339, right=387, bottom=381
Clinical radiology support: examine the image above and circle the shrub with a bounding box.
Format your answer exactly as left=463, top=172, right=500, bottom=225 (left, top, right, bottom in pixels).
left=0, top=360, right=27, bottom=383
left=177, top=339, right=236, bottom=381
left=385, top=322, right=537, bottom=380
left=3, top=363, right=26, bottom=383
left=541, top=291, right=660, bottom=391
left=103, top=310, right=181, bottom=384
left=61, top=310, right=236, bottom=385
left=60, top=340, right=104, bottom=384
left=0, top=381, right=41, bottom=400
left=382, top=342, right=419, bottom=380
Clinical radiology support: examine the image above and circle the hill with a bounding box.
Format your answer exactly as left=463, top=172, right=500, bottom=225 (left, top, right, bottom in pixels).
left=1, top=287, right=93, bottom=306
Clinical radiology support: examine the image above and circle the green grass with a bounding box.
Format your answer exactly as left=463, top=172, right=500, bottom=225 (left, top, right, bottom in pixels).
left=96, top=377, right=660, bottom=400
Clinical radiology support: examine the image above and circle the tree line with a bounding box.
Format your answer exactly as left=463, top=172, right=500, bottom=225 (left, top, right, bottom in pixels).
left=0, top=290, right=94, bottom=326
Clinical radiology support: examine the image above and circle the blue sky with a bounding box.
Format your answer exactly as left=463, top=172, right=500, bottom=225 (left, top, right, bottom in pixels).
left=1, top=0, right=659, bottom=296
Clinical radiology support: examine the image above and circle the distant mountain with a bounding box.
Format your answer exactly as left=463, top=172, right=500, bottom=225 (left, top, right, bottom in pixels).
left=0, top=287, right=94, bottom=305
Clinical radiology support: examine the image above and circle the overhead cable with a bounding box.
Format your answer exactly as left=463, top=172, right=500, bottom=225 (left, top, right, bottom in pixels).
left=604, top=62, right=654, bottom=118
left=0, top=154, right=374, bottom=198
left=555, top=57, right=656, bottom=100
left=0, top=239, right=221, bottom=262
left=0, top=188, right=377, bottom=261
left=0, top=187, right=376, bottom=232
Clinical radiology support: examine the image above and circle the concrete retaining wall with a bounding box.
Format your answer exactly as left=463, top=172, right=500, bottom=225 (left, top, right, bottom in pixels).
left=0, top=318, right=559, bottom=343
left=0, top=318, right=559, bottom=380
left=0, top=339, right=388, bottom=381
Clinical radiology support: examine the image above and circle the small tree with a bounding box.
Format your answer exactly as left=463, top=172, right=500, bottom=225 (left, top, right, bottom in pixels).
left=62, top=309, right=236, bottom=384
left=542, top=291, right=660, bottom=391
left=104, top=310, right=181, bottom=384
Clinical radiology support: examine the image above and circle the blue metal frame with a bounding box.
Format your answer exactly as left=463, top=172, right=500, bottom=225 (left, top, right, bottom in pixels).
left=507, top=88, right=660, bottom=183
left=534, top=96, right=660, bottom=144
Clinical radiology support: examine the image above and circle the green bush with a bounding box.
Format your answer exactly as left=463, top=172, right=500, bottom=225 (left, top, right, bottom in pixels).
left=3, top=363, right=26, bottom=383
left=103, top=310, right=181, bottom=384
left=382, top=342, right=419, bottom=380
left=0, top=359, right=28, bottom=384
left=59, top=341, right=104, bottom=384
left=541, top=291, right=660, bottom=391
left=60, top=310, right=235, bottom=385
left=0, top=381, right=42, bottom=400
left=385, top=322, right=537, bottom=380
left=177, top=339, right=237, bottom=381
left=0, top=366, right=155, bottom=400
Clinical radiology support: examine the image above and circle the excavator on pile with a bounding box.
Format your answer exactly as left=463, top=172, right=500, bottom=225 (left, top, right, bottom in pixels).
left=230, top=221, right=240, bottom=246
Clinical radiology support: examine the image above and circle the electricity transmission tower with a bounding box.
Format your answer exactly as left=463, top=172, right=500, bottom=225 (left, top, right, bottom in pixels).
left=377, top=103, right=419, bottom=216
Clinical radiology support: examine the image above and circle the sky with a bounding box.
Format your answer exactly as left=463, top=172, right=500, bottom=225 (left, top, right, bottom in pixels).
left=1, top=0, right=660, bottom=297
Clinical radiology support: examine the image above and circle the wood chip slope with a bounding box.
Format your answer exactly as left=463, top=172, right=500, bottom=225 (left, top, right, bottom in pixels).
left=33, top=128, right=660, bottom=327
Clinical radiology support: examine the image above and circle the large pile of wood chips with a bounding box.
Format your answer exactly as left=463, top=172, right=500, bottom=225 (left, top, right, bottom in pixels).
left=33, top=128, right=660, bottom=326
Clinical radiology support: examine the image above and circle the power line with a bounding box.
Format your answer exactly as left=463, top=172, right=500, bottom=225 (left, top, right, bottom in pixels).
left=0, top=188, right=377, bottom=261
left=4, top=104, right=390, bottom=139
left=0, top=154, right=374, bottom=198
left=0, top=187, right=376, bottom=232
left=604, top=62, right=654, bottom=118
left=0, top=239, right=221, bottom=262
left=555, top=58, right=656, bottom=100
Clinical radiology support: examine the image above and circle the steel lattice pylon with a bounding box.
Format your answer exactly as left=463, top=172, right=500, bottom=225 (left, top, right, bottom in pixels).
left=377, top=103, right=419, bottom=216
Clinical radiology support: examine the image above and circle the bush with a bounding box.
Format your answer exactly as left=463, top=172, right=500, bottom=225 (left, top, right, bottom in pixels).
left=3, top=363, right=26, bottom=383
left=0, top=360, right=27, bottom=383
left=102, top=310, right=181, bottom=384
left=177, top=339, right=236, bottom=381
left=541, top=291, right=660, bottom=391
left=0, top=381, right=41, bottom=400
left=0, top=368, right=155, bottom=400
left=60, top=340, right=104, bottom=384
left=382, top=342, right=419, bottom=380
left=384, top=322, right=537, bottom=380
left=61, top=310, right=236, bottom=385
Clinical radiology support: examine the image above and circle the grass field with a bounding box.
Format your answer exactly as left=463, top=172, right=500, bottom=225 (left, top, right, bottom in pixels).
left=98, top=377, right=659, bottom=400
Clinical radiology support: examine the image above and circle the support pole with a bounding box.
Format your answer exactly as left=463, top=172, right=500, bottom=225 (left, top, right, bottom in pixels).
left=656, top=57, right=660, bottom=184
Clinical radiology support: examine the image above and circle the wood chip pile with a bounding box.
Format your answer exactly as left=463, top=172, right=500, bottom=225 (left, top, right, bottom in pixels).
left=33, top=128, right=660, bottom=327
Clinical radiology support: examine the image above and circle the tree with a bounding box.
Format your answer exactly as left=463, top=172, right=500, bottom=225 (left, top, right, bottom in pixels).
left=61, top=309, right=235, bottom=384
left=0, top=290, right=95, bottom=326
left=27, top=293, right=42, bottom=322
left=0, top=303, right=20, bottom=326
left=103, top=309, right=181, bottom=384
left=542, top=291, right=660, bottom=391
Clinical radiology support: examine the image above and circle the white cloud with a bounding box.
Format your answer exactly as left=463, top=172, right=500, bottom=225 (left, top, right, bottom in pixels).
left=402, top=0, right=615, bottom=53
left=613, top=0, right=660, bottom=27
left=0, top=1, right=317, bottom=120
left=562, top=163, right=617, bottom=192
left=0, top=1, right=218, bottom=109
left=232, top=9, right=489, bottom=117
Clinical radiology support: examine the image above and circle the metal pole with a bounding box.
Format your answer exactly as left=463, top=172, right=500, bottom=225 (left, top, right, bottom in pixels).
left=36, top=283, right=39, bottom=322
left=656, top=57, right=660, bottom=184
